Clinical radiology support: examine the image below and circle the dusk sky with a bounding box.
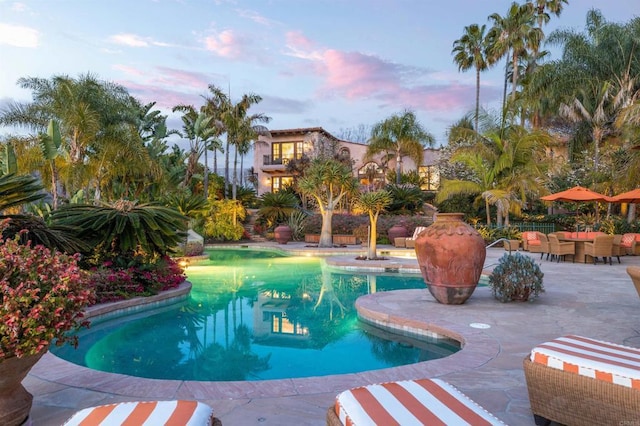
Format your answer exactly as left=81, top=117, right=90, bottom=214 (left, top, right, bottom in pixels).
left=1, top=0, right=638, bottom=148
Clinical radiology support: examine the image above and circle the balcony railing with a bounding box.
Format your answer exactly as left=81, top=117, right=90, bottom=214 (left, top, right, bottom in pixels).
left=263, top=155, right=293, bottom=166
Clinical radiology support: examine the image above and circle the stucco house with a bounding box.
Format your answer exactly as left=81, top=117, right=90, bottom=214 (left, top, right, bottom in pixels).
left=252, top=127, right=440, bottom=196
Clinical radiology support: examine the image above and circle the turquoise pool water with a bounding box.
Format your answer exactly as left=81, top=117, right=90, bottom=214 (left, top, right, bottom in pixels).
left=52, top=248, right=460, bottom=381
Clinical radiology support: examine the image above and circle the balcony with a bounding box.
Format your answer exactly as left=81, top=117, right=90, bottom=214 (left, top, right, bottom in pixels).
left=263, top=155, right=293, bottom=166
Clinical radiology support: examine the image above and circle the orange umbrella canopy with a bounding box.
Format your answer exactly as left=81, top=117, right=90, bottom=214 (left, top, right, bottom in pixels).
left=540, top=186, right=614, bottom=203
left=611, top=188, right=640, bottom=203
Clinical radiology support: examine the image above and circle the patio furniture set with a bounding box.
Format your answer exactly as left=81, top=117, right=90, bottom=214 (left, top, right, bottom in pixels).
left=520, top=231, right=640, bottom=264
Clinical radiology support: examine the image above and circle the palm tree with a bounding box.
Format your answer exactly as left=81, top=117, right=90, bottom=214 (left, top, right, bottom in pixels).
left=527, top=0, right=569, bottom=30
left=487, top=2, right=542, bottom=120
left=365, top=110, right=434, bottom=184
left=203, top=86, right=270, bottom=199
left=452, top=24, right=489, bottom=133
left=559, top=81, right=614, bottom=174
left=0, top=73, right=142, bottom=201
left=437, top=120, right=549, bottom=226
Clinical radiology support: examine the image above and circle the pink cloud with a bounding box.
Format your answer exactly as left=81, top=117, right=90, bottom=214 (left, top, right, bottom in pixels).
left=319, top=50, right=404, bottom=99
left=204, top=30, right=250, bottom=59
left=119, top=79, right=201, bottom=109
left=285, top=31, right=320, bottom=59
left=112, top=66, right=222, bottom=109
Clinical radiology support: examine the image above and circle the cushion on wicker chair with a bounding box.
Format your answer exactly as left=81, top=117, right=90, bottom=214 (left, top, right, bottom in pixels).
left=334, top=378, right=504, bottom=425
left=622, top=234, right=636, bottom=248
left=64, top=400, right=216, bottom=426
left=531, top=335, right=640, bottom=389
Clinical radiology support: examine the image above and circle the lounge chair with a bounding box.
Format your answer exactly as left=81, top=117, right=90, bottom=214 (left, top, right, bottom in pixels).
left=524, top=335, right=640, bottom=426
left=64, top=400, right=221, bottom=425
left=327, top=378, right=504, bottom=425
left=626, top=266, right=640, bottom=298
left=402, top=226, right=428, bottom=249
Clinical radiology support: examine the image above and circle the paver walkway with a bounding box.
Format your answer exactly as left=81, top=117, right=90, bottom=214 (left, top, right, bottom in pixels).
left=25, top=243, right=640, bottom=425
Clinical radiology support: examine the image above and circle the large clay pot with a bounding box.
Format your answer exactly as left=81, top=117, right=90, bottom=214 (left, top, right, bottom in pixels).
left=414, top=213, right=486, bottom=304
left=387, top=223, right=408, bottom=242
left=274, top=225, right=292, bottom=244
left=0, top=350, right=46, bottom=426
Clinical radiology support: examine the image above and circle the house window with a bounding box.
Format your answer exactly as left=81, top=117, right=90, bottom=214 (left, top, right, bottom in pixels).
left=418, top=166, right=440, bottom=191
left=272, top=141, right=304, bottom=164
left=358, top=162, right=384, bottom=187
left=272, top=176, right=294, bottom=192
left=268, top=312, right=308, bottom=336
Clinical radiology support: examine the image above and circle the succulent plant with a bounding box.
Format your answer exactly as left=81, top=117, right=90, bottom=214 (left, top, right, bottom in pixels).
left=489, top=252, right=544, bottom=302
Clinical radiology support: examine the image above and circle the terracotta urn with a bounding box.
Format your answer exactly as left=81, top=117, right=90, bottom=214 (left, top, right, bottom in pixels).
left=387, top=223, right=408, bottom=242
left=414, top=213, right=486, bottom=304
left=0, top=350, right=46, bottom=426
left=274, top=224, right=292, bottom=244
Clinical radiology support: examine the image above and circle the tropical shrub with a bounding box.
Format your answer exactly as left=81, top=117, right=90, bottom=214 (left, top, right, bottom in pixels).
left=90, top=256, right=185, bottom=304
left=204, top=199, right=245, bottom=241
left=0, top=220, right=94, bottom=359
left=257, top=191, right=299, bottom=229
left=385, top=183, right=426, bottom=214
left=49, top=201, right=188, bottom=266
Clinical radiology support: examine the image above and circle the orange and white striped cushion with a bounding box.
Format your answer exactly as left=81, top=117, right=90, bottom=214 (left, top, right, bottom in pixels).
left=531, top=335, right=640, bottom=389
left=334, top=378, right=504, bottom=426
left=64, top=400, right=214, bottom=426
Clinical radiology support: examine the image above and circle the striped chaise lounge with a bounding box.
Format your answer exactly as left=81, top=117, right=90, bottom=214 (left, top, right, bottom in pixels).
left=64, top=400, right=221, bottom=425
left=524, top=335, right=640, bottom=426
left=326, top=378, right=504, bottom=425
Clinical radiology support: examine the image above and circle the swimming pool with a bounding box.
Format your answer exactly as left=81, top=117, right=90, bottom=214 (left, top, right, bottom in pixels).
left=52, top=248, right=460, bottom=381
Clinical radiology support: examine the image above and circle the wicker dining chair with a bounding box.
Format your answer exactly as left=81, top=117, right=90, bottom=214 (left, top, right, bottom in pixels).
left=528, top=232, right=550, bottom=260
left=611, top=234, right=624, bottom=264
left=583, top=234, right=615, bottom=265
left=547, top=233, right=575, bottom=263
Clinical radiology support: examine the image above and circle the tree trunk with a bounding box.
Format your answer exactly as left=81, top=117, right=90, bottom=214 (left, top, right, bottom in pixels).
left=367, top=212, right=378, bottom=259
left=224, top=137, right=231, bottom=198
left=485, top=198, right=491, bottom=226
left=232, top=145, right=238, bottom=200
left=395, top=151, right=402, bottom=184
left=203, top=141, right=209, bottom=200
left=474, top=67, right=480, bottom=133
left=319, top=208, right=333, bottom=247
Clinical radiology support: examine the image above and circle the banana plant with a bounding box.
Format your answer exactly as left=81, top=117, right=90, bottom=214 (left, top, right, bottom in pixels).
left=0, top=142, right=17, bottom=176
left=39, top=119, right=63, bottom=209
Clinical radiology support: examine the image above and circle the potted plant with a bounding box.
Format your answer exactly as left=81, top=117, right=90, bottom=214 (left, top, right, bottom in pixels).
left=489, top=252, right=544, bottom=303
left=0, top=220, right=94, bottom=426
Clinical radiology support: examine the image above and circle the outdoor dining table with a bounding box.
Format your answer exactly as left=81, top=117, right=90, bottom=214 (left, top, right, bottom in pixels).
left=557, top=236, right=594, bottom=263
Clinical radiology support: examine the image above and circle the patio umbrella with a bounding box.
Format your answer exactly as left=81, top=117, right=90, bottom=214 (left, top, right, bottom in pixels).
left=540, top=186, right=614, bottom=203
left=610, top=188, right=640, bottom=203
left=540, top=186, right=613, bottom=224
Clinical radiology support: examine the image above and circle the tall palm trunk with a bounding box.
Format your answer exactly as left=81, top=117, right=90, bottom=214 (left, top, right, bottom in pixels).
left=203, top=142, right=209, bottom=199
left=232, top=145, right=239, bottom=200
left=224, top=137, right=231, bottom=198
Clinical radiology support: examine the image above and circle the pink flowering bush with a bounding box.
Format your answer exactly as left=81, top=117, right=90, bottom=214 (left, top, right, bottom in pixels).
left=0, top=223, right=94, bottom=360
left=89, top=256, right=185, bottom=304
